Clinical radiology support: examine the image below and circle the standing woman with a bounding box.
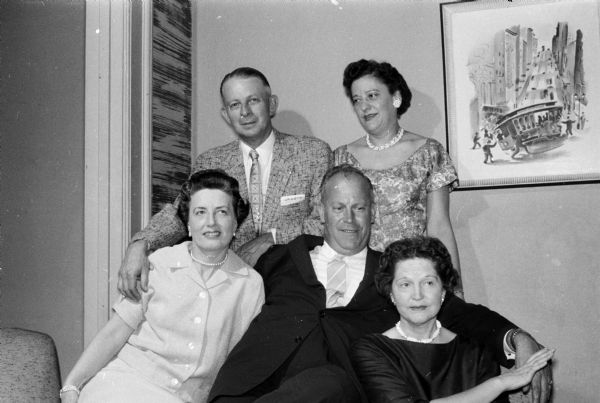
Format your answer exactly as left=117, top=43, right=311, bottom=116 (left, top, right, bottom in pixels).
left=334, top=59, right=462, bottom=295
left=60, top=170, right=264, bottom=403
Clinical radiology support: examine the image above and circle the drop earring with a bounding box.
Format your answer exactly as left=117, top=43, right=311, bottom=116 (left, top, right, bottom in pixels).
left=188, top=226, right=192, bottom=238
left=393, top=98, right=401, bottom=108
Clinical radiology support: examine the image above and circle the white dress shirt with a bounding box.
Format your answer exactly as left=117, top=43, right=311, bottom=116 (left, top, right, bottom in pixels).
left=309, top=242, right=368, bottom=308
left=239, top=130, right=275, bottom=197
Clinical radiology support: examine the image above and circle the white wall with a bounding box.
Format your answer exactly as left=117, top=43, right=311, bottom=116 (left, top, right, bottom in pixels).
left=0, top=0, right=86, bottom=379
left=193, top=1, right=600, bottom=401
left=193, top=0, right=444, bottom=154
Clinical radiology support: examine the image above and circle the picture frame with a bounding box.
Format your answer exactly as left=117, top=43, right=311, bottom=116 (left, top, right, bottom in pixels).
left=441, top=0, right=600, bottom=189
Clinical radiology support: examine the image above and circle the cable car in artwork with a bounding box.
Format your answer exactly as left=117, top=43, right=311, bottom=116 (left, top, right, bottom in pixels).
left=492, top=101, right=566, bottom=155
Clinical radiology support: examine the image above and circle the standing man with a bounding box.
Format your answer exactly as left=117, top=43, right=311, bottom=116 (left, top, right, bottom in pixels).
left=576, top=111, right=586, bottom=130
left=562, top=114, right=575, bottom=136
left=208, top=165, right=552, bottom=403
left=511, top=133, right=529, bottom=159
left=472, top=130, right=481, bottom=149
left=118, top=67, right=331, bottom=299
left=482, top=135, right=497, bottom=164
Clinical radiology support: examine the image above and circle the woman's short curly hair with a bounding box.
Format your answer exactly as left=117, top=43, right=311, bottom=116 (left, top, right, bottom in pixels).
left=375, top=236, right=459, bottom=298
left=177, top=169, right=249, bottom=227
left=342, top=59, right=412, bottom=118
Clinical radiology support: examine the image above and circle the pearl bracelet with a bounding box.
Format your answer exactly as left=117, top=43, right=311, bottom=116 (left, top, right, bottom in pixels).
left=59, top=385, right=80, bottom=398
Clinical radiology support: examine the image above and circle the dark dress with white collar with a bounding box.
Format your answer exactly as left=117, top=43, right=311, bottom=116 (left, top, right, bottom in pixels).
left=351, top=334, right=508, bottom=403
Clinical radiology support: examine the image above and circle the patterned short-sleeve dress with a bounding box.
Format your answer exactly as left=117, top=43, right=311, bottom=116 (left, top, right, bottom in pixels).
left=333, top=138, right=458, bottom=252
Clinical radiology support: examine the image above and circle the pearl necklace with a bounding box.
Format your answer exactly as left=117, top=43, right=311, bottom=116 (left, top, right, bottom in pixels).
left=190, top=249, right=228, bottom=267
left=395, top=320, right=441, bottom=343
left=366, top=126, right=405, bottom=151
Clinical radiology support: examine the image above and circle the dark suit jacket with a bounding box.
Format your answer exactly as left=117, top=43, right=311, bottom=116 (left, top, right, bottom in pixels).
left=208, top=235, right=516, bottom=402
left=132, top=131, right=332, bottom=251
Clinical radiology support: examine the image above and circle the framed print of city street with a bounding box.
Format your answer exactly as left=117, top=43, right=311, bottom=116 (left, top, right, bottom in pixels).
left=441, top=0, right=600, bottom=188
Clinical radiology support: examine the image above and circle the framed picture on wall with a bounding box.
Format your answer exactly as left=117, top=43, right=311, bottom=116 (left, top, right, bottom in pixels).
left=441, top=0, right=600, bottom=189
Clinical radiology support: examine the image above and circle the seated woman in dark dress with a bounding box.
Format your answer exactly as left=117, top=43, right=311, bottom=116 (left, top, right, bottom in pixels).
left=351, top=237, right=553, bottom=403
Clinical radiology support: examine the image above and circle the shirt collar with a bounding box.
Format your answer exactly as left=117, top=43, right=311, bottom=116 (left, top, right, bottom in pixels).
left=218, top=250, right=250, bottom=277
left=318, top=241, right=368, bottom=262
left=239, top=129, right=275, bottom=161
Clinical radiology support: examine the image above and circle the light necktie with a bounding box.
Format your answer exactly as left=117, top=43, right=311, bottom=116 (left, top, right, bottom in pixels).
left=249, top=149, right=262, bottom=235
left=326, top=254, right=347, bottom=308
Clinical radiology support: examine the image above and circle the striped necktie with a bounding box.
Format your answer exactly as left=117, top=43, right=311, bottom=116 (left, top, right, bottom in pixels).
left=249, top=149, right=262, bottom=235
left=326, top=254, right=347, bottom=307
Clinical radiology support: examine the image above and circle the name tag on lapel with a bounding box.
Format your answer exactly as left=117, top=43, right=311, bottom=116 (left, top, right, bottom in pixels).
left=280, top=194, right=305, bottom=206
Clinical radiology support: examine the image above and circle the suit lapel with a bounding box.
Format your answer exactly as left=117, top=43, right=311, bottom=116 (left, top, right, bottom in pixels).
left=289, top=235, right=324, bottom=290
left=225, top=142, right=248, bottom=201
left=223, top=142, right=252, bottom=246
left=262, top=130, right=294, bottom=230
left=347, top=248, right=380, bottom=308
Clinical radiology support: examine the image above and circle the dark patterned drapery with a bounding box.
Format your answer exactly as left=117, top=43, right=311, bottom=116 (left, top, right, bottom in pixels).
left=152, top=0, right=192, bottom=214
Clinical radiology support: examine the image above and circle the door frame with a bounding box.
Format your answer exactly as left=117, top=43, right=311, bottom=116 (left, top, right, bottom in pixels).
left=83, top=0, right=152, bottom=344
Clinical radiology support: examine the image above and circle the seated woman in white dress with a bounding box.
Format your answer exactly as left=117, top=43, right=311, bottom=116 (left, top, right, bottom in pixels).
left=61, top=170, right=265, bottom=403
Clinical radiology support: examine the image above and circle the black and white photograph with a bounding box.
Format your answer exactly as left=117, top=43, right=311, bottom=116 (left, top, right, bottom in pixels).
left=1, top=1, right=598, bottom=402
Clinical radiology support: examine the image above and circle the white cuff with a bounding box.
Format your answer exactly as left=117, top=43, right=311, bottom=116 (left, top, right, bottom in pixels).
left=503, top=330, right=516, bottom=360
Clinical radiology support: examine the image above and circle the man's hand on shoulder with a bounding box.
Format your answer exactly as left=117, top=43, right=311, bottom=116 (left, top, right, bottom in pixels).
left=117, top=240, right=151, bottom=301
left=236, top=233, right=275, bottom=267
left=513, top=330, right=553, bottom=403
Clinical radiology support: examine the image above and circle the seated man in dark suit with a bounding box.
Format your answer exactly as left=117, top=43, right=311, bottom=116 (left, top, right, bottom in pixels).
left=208, top=165, right=552, bottom=403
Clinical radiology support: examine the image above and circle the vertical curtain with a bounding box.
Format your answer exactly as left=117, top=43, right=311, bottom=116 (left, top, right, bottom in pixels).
left=151, top=0, right=192, bottom=214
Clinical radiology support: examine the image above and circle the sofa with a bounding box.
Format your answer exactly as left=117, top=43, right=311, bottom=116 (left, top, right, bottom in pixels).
left=0, top=328, right=61, bottom=402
